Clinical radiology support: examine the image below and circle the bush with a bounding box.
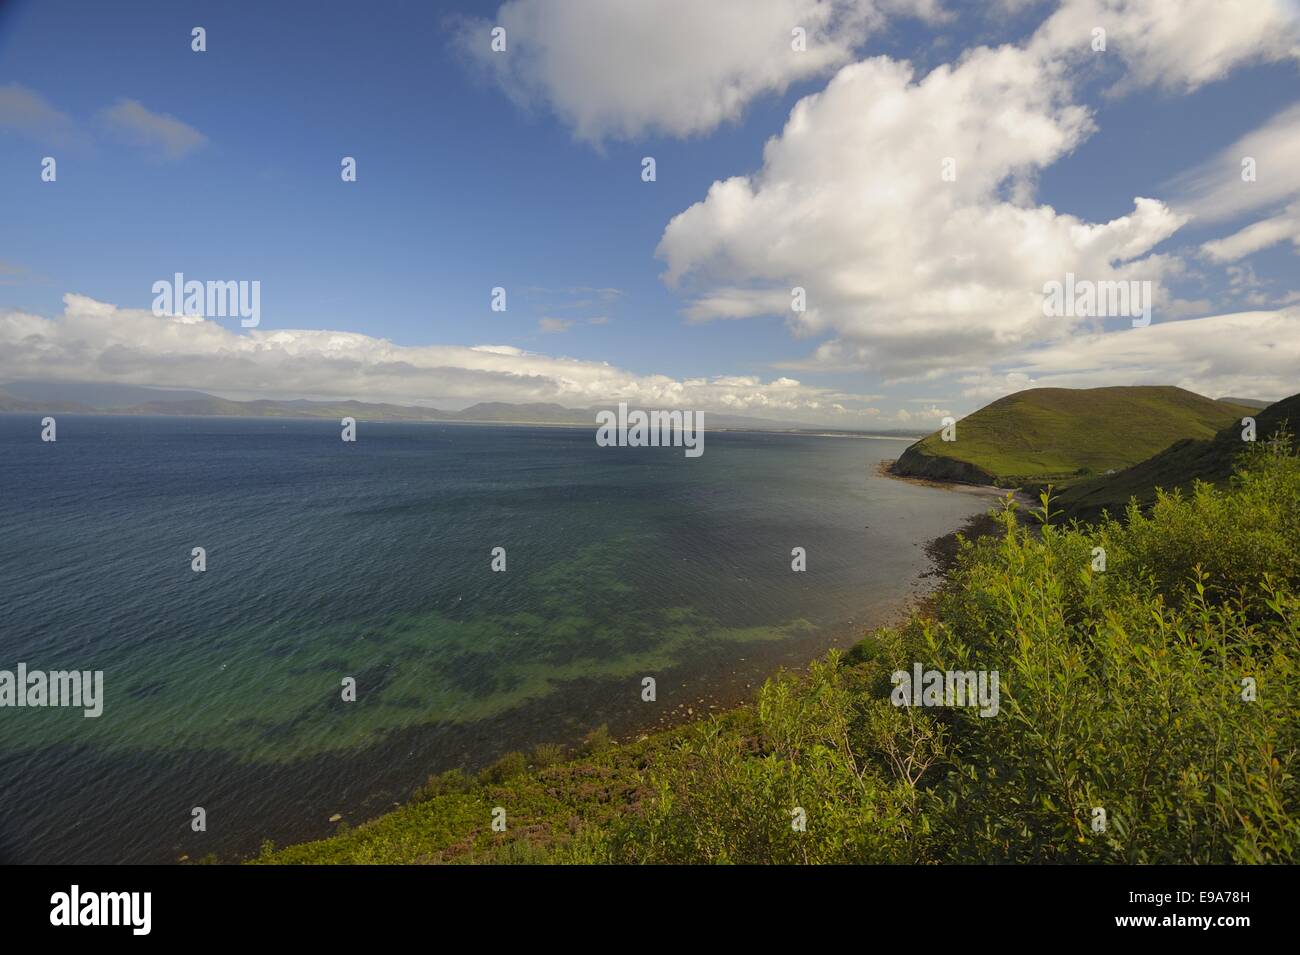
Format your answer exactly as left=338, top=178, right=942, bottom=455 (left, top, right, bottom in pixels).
left=597, top=438, right=1300, bottom=863
left=479, top=751, right=528, bottom=785
left=412, top=768, right=474, bottom=801
left=581, top=724, right=613, bottom=756
left=530, top=742, right=567, bottom=769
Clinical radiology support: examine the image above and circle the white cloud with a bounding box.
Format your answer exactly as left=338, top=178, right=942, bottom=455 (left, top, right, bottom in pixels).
left=894, top=404, right=952, bottom=423
left=657, top=45, right=1186, bottom=378
left=96, top=99, right=207, bottom=160
left=0, top=293, right=885, bottom=423
left=1031, top=0, right=1300, bottom=93
left=960, top=308, right=1300, bottom=402
left=1171, top=103, right=1300, bottom=225
left=653, top=0, right=1300, bottom=380
left=1202, top=203, right=1300, bottom=262
left=458, top=0, right=944, bottom=143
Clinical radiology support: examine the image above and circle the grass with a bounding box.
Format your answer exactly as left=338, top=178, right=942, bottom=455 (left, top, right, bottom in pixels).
left=1055, top=392, right=1299, bottom=522
left=892, top=386, right=1253, bottom=486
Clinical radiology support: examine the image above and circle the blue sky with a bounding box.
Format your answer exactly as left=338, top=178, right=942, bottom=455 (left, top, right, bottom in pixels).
left=2, top=0, right=1298, bottom=424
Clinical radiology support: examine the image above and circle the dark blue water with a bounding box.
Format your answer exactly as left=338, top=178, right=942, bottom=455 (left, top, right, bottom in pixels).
left=0, top=414, right=989, bottom=863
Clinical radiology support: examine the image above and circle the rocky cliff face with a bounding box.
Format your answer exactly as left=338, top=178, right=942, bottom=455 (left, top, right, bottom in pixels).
left=892, top=443, right=996, bottom=485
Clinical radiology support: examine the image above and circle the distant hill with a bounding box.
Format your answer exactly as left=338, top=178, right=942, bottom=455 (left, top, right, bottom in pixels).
left=119, top=396, right=456, bottom=421
left=1056, top=391, right=1300, bottom=522
left=449, top=401, right=580, bottom=424
left=892, top=386, right=1255, bottom=486
left=1218, top=396, right=1270, bottom=410
left=0, top=390, right=90, bottom=414
left=0, top=380, right=850, bottom=432
left=0, top=380, right=216, bottom=408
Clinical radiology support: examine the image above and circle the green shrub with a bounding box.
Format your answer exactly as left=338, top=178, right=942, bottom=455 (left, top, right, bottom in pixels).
left=530, top=742, right=567, bottom=769
left=479, top=751, right=528, bottom=785
left=581, top=724, right=613, bottom=756
left=412, top=768, right=474, bottom=802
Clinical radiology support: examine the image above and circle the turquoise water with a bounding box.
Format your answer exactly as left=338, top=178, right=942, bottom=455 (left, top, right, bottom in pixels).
left=0, top=415, right=990, bottom=862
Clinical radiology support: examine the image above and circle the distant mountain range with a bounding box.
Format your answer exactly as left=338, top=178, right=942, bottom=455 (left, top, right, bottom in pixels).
left=0, top=380, right=923, bottom=436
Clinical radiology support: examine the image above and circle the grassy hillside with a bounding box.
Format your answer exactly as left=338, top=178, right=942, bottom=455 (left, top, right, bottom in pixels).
left=892, top=386, right=1252, bottom=486
left=1057, top=392, right=1300, bottom=522
left=256, top=439, right=1300, bottom=865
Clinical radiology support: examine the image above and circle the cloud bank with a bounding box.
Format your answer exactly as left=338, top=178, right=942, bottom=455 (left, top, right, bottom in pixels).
left=0, top=294, right=886, bottom=423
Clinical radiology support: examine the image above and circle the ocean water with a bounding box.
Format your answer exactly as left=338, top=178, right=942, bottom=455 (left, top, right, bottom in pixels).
left=0, top=414, right=991, bottom=863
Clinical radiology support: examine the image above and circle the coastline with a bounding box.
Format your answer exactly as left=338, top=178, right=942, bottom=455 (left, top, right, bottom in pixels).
left=874, top=456, right=1013, bottom=495
left=253, top=463, right=1007, bottom=865
left=228, top=584, right=939, bottom=864
left=874, top=458, right=1036, bottom=577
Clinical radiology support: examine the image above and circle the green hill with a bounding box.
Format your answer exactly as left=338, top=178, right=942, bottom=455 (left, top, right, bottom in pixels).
left=1057, top=391, right=1300, bottom=521
left=892, top=386, right=1253, bottom=486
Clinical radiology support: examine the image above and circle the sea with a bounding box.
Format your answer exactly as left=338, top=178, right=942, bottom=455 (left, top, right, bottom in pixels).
left=0, top=414, right=993, bottom=863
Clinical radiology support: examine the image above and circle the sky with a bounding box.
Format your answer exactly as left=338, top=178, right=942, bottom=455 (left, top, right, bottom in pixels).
left=1, top=0, right=1298, bottom=426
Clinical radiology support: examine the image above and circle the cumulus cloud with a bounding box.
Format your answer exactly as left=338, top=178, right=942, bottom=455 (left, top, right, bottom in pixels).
left=0, top=293, right=884, bottom=423
left=458, top=0, right=945, bottom=143
left=653, top=0, right=1300, bottom=379
left=96, top=99, right=207, bottom=160
left=657, top=45, right=1186, bottom=378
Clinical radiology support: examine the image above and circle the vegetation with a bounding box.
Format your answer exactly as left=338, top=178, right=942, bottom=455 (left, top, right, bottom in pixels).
left=259, top=430, right=1300, bottom=864
left=1055, top=392, right=1299, bottom=522
left=892, top=386, right=1253, bottom=486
